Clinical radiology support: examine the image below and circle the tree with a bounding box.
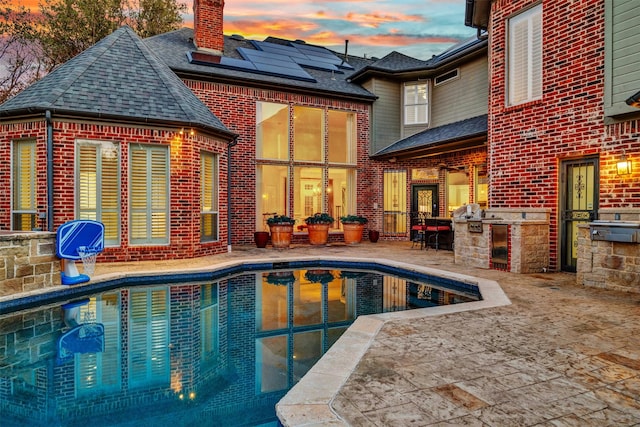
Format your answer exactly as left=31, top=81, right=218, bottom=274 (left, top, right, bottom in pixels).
left=126, top=0, right=186, bottom=39
left=0, top=0, right=186, bottom=101
left=0, top=1, right=46, bottom=102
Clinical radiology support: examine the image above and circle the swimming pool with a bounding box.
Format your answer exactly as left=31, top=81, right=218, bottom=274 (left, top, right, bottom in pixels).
left=0, top=261, right=483, bottom=426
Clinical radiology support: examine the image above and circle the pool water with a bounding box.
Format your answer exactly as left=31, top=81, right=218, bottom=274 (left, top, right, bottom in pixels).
left=0, top=266, right=480, bottom=426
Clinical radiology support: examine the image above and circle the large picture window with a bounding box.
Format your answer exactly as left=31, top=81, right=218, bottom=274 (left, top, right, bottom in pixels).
left=130, top=145, right=169, bottom=245
left=201, top=152, right=219, bottom=242
left=257, top=102, right=289, bottom=160
left=76, top=140, right=120, bottom=245
left=404, top=82, right=429, bottom=125
left=12, top=139, right=38, bottom=230
left=447, top=170, right=469, bottom=215
left=256, top=102, right=357, bottom=230
left=508, top=4, right=542, bottom=106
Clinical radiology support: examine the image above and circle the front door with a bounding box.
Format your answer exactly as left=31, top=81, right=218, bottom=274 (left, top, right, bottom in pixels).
left=412, top=185, right=438, bottom=216
left=560, top=158, right=599, bottom=272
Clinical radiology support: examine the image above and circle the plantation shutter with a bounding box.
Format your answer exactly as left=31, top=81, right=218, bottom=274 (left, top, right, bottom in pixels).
left=77, top=141, right=120, bottom=245
left=130, top=145, right=169, bottom=244
left=508, top=4, right=542, bottom=105
left=129, top=288, right=169, bottom=387
left=13, top=140, right=37, bottom=230
left=101, top=148, right=119, bottom=243
left=201, top=152, right=218, bottom=242
left=76, top=294, right=121, bottom=394
left=404, top=83, right=428, bottom=125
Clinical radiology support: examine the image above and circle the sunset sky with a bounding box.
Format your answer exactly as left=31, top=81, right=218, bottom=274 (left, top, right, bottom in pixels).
left=12, top=0, right=476, bottom=60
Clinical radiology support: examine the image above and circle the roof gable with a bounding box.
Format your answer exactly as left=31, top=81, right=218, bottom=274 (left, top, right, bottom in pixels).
left=0, top=26, right=232, bottom=138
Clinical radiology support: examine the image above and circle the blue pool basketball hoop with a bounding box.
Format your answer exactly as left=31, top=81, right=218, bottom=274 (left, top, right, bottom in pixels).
left=56, top=220, right=105, bottom=285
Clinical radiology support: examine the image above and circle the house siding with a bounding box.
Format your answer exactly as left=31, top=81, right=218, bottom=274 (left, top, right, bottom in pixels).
left=184, top=79, right=372, bottom=246
left=489, top=0, right=640, bottom=271
left=431, top=57, right=488, bottom=127
left=604, top=0, right=640, bottom=117
left=364, top=78, right=401, bottom=155
left=0, top=119, right=230, bottom=262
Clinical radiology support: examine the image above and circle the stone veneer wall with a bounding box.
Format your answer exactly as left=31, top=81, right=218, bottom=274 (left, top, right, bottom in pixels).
left=454, top=208, right=550, bottom=274
left=0, top=232, right=60, bottom=297
left=576, top=208, right=640, bottom=293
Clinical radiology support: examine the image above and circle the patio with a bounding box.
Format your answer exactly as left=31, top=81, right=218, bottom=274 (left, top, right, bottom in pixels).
left=81, top=241, right=640, bottom=426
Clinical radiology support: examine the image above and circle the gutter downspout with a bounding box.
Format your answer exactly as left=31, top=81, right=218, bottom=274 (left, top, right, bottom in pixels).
left=46, top=110, right=54, bottom=231
left=227, top=136, right=239, bottom=252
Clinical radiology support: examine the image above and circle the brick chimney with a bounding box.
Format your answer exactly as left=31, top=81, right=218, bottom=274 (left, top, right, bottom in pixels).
left=193, top=0, right=225, bottom=53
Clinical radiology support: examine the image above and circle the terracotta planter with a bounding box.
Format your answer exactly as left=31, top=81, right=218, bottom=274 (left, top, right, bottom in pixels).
left=254, top=231, right=269, bottom=248
left=342, top=223, right=365, bottom=244
left=369, top=230, right=380, bottom=243
left=268, top=224, right=294, bottom=249
left=307, top=223, right=330, bottom=245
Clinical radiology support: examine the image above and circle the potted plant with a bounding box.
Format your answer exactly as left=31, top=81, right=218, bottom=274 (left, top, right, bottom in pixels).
left=266, top=215, right=296, bottom=249
left=305, top=213, right=334, bottom=245
left=340, top=215, right=368, bottom=244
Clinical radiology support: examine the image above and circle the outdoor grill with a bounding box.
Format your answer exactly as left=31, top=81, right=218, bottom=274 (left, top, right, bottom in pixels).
left=589, top=221, right=640, bottom=243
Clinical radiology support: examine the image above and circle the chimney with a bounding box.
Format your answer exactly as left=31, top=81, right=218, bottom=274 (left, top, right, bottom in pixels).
left=193, top=0, right=225, bottom=54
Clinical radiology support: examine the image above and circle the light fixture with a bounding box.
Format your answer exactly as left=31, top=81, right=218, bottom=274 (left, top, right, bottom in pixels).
left=616, top=151, right=632, bottom=176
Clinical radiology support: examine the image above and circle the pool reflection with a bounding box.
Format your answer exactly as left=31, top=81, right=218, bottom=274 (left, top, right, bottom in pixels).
left=0, top=269, right=479, bottom=426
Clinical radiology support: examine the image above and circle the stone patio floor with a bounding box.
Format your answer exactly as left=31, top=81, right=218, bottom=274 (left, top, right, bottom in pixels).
left=86, top=241, right=640, bottom=426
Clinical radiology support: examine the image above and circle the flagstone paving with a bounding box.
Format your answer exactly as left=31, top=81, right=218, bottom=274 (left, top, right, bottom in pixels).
left=88, top=241, right=640, bottom=426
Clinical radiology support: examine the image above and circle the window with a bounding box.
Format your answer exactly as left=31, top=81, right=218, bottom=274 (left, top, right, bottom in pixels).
left=255, top=102, right=357, bottom=229
left=201, top=152, right=218, bottom=242
left=435, top=69, right=459, bottom=86
left=130, top=145, right=169, bottom=245
left=257, top=102, right=289, bottom=160
left=507, top=4, right=542, bottom=105
left=604, top=1, right=640, bottom=117
left=294, top=106, right=323, bottom=162
left=327, top=110, right=356, bottom=164
left=77, top=140, right=120, bottom=245
left=12, top=140, right=38, bottom=230
left=76, top=293, right=121, bottom=395
left=257, top=165, right=289, bottom=230
left=201, top=283, right=219, bottom=363
left=447, top=170, right=469, bottom=215
left=383, top=170, right=407, bottom=234
left=129, top=288, right=170, bottom=388
left=475, top=163, right=488, bottom=208
left=404, top=82, right=429, bottom=125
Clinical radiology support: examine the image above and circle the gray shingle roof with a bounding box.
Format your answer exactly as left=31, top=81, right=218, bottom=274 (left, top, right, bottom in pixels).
left=0, top=26, right=233, bottom=138
left=144, top=28, right=378, bottom=102
left=373, top=114, right=487, bottom=157
left=350, top=36, right=487, bottom=82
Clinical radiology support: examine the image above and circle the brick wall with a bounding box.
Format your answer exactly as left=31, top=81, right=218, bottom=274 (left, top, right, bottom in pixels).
left=0, top=119, right=231, bottom=262
left=185, top=80, right=372, bottom=245
left=488, top=0, right=639, bottom=271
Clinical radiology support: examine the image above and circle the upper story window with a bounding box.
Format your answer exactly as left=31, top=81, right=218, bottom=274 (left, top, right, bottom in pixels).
left=604, top=1, right=640, bottom=117
left=507, top=4, right=542, bottom=106
left=435, top=69, right=459, bottom=86
left=403, top=82, right=429, bottom=125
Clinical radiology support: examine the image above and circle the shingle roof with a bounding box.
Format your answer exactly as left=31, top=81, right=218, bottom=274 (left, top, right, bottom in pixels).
left=0, top=26, right=233, bottom=138
left=144, top=28, right=378, bottom=102
left=373, top=114, right=487, bottom=157
left=349, top=36, right=487, bottom=82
